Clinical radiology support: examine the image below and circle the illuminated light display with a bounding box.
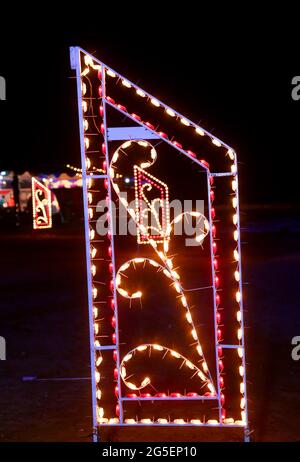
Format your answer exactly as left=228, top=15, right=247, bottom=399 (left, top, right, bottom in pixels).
left=115, top=257, right=213, bottom=393
left=32, top=177, right=52, bottom=229
left=70, top=46, right=249, bottom=442
left=134, top=164, right=170, bottom=244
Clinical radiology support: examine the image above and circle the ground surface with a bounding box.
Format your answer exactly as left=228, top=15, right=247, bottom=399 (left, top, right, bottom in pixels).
left=0, top=207, right=299, bottom=442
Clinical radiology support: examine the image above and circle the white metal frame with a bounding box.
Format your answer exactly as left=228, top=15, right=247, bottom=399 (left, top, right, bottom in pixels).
left=70, top=46, right=249, bottom=442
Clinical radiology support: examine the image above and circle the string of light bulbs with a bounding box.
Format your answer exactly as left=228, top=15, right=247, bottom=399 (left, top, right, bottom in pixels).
left=76, top=50, right=248, bottom=430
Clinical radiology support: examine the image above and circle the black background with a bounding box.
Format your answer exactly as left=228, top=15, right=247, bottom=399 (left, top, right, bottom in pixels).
left=0, top=7, right=300, bottom=443
left=0, top=8, right=299, bottom=206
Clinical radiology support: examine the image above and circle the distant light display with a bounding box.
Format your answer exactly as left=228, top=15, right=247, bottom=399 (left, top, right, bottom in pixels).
left=32, top=177, right=52, bottom=229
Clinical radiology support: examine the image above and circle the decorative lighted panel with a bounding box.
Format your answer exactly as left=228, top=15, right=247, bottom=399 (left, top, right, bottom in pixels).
left=70, top=47, right=249, bottom=441
left=134, top=162, right=170, bottom=244
left=32, top=177, right=52, bottom=229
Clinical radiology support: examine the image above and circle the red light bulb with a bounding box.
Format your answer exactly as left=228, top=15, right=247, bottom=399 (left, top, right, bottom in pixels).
left=200, top=159, right=210, bottom=168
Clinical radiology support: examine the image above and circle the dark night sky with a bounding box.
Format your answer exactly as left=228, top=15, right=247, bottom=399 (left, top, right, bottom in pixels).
left=0, top=10, right=299, bottom=205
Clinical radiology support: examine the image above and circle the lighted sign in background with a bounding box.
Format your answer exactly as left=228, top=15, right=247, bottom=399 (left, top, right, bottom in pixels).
left=32, top=177, right=52, bottom=230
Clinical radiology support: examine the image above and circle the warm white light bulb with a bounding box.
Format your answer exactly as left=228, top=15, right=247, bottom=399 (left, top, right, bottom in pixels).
left=197, top=345, right=203, bottom=356
left=119, top=262, right=130, bottom=272
left=202, top=361, right=208, bottom=372
left=212, top=138, right=221, bottom=147
left=157, top=418, right=168, bottom=424
left=136, top=89, right=146, bottom=97
left=84, top=55, right=94, bottom=66
left=132, top=291, right=142, bottom=298
left=151, top=98, right=160, bottom=107
left=107, top=69, right=116, bottom=77
left=118, top=288, right=128, bottom=297
left=207, top=382, right=215, bottom=393
left=153, top=344, right=163, bottom=351
left=234, top=249, right=239, bottom=261
left=134, top=257, right=144, bottom=263
left=166, top=108, right=175, bottom=117
left=122, top=79, right=131, bottom=88
left=227, top=149, right=235, bottom=160
left=171, top=350, right=180, bottom=358
left=181, top=118, right=190, bottom=126
left=185, top=360, right=194, bottom=370
left=191, top=329, right=197, bottom=340
left=122, top=141, right=132, bottom=149
left=137, top=345, right=147, bottom=351
left=195, top=127, right=205, bottom=136
left=186, top=312, right=192, bottom=323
